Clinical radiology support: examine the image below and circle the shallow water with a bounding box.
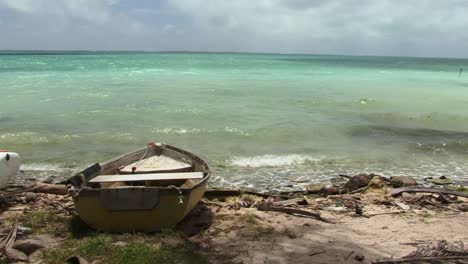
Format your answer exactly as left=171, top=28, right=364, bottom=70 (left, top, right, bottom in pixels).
left=1, top=52, right=468, bottom=188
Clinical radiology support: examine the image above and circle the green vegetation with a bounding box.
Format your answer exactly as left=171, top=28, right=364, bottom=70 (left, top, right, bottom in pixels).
left=42, top=236, right=210, bottom=264
left=18, top=211, right=69, bottom=236
left=446, top=185, right=468, bottom=193
left=18, top=211, right=215, bottom=264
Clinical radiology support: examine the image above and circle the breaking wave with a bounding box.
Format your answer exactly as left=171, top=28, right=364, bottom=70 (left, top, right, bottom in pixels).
left=229, top=154, right=321, bottom=167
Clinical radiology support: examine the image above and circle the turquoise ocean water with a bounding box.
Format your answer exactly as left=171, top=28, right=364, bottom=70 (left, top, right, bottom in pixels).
left=1, top=52, right=468, bottom=189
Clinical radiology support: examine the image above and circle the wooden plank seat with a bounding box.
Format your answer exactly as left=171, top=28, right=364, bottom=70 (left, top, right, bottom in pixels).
left=89, top=172, right=204, bottom=183
left=119, top=155, right=192, bottom=174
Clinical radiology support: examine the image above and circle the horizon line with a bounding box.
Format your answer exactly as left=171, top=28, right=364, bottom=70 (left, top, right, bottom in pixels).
left=0, top=49, right=467, bottom=60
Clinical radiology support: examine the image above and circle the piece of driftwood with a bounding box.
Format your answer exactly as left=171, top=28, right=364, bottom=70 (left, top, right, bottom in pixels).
left=0, top=220, right=28, bottom=262
left=373, top=255, right=468, bottom=263
left=339, top=174, right=352, bottom=179
left=366, top=211, right=406, bottom=217
left=309, top=250, right=326, bottom=257
left=349, top=186, right=369, bottom=194
left=389, top=187, right=468, bottom=198
left=344, top=250, right=355, bottom=261
left=204, top=189, right=290, bottom=199
left=273, top=198, right=307, bottom=206
left=257, top=204, right=334, bottom=223
left=27, top=182, right=68, bottom=195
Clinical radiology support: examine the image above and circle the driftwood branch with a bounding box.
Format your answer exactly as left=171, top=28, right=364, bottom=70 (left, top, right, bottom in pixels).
left=389, top=187, right=468, bottom=198
left=257, top=204, right=334, bottom=223
left=27, top=182, right=68, bottom=195
left=204, top=189, right=290, bottom=199
left=273, top=198, right=307, bottom=206
left=339, top=174, right=352, bottom=179
left=373, top=255, right=468, bottom=264
left=0, top=220, right=28, bottom=262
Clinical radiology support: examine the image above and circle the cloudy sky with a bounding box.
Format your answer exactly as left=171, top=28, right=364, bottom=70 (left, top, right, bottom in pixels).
left=1, top=0, right=467, bottom=57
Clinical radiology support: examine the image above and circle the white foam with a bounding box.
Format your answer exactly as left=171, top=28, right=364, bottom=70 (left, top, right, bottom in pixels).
left=21, top=163, right=64, bottom=171
left=230, top=154, right=320, bottom=167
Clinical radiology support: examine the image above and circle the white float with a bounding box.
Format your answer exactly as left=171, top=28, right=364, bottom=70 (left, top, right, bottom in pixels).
left=0, top=151, right=20, bottom=189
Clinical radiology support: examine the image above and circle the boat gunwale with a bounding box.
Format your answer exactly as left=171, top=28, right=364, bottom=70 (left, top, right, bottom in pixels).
left=68, top=143, right=210, bottom=193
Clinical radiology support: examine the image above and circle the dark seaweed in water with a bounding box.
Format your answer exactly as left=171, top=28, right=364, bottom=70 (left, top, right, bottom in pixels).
left=350, top=125, right=468, bottom=154
left=350, top=125, right=468, bottom=140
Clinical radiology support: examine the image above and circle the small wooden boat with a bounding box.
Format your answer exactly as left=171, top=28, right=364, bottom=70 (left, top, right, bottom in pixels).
left=67, top=143, right=210, bottom=232
left=0, top=150, right=20, bottom=189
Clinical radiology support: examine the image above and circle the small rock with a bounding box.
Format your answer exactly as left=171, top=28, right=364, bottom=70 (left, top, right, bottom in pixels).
left=25, top=192, right=37, bottom=203
left=344, top=174, right=373, bottom=191
left=323, top=206, right=348, bottom=212
left=321, top=185, right=339, bottom=195
left=4, top=247, right=29, bottom=262
left=306, top=183, right=326, bottom=194
left=17, top=226, right=33, bottom=235
left=113, top=241, right=127, bottom=247
left=330, top=177, right=347, bottom=186
left=354, top=255, right=365, bottom=261
left=455, top=204, right=468, bottom=212
left=287, top=233, right=297, bottom=239
left=394, top=202, right=410, bottom=210
left=390, top=176, right=417, bottom=188
left=66, top=256, right=90, bottom=264
left=13, top=239, right=45, bottom=255
left=425, top=176, right=452, bottom=185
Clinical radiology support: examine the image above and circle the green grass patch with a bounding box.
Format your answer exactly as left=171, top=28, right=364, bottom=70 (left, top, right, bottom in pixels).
left=41, top=235, right=211, bottom=264
left=446, top=185, right=468, bottom=193
left=18, top=211, right=69, bottom=237
left=17, top=212, right=223, bottom=263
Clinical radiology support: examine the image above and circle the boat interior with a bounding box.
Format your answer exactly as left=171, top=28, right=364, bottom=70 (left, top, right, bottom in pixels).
left=68, top=143, right=209, bottom=190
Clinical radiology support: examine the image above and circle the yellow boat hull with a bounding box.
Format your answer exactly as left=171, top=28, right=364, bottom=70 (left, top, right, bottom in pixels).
left=73, top=182, right=207, bottom=232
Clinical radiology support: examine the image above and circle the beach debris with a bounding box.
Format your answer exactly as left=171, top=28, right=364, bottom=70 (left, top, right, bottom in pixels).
left=67, top=255, right=91, bottom=264
left=343, top=173, right=373, bottom=192
left=344, top=250, right=355, bottom=261
left=355, top=202, right=364, bottom=215
left=306, top=183, right=326, bottom=194
left=389, top=176, right=418, bottom=188
left=354, top=254, right=365, bottom=261
left=204, top=188, right=290, bottom=199
left=25, top=192, right=37, bottom=203
left=309, top=250, right=326, bottom=257
left=389, top=187, right=468, bottom=199
left=322, top=206, right=348, bottom=212
left=257, top=202, right=333, bottom=223
left=0, top=220, right=29, bottom=262
left=394, top=202, right=411, bottom=210
left=321, top=184, right=339, bottom=195
left=373, top=240, right=468, bottom=263
left=273, top=198, right=308, bottom=206
left=368, top=176, right=387, bottom=189
left=13, top=238, right=44, bottom=255
left=27, top=182, right=68, bottom=195
left=425, top=176, right=453, bottom=185
left=453, top=203, right=468, bottom=212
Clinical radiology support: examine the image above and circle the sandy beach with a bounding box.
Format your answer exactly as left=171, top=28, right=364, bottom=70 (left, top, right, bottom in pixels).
left=1, top=174, right=467, bottom=263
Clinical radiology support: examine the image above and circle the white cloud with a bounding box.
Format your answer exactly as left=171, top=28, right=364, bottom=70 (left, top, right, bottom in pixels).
left=1, top=0, right=468, bottom=56
left=0, top=0, right=119, bottom=24
left=167, top=0, right=468, bottom=56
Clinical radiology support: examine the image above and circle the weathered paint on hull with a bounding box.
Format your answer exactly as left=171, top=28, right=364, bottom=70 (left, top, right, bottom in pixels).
left=74, top=182, right=207, bottom=232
